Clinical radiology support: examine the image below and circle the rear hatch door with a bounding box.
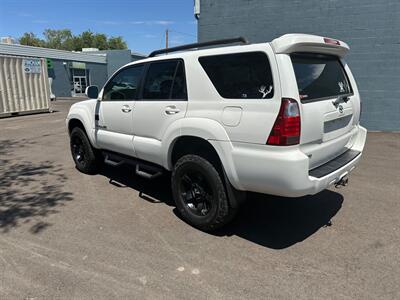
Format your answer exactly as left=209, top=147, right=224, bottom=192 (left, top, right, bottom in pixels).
left=290, top=53, right=359, bottom=169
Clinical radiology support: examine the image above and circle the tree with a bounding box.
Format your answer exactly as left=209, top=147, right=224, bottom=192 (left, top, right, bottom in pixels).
left=107, top=36, right=128, bottom=50
left=71, top=36, right=83, bottom=51
left=43, top=29, right=73, bottom=50
left=19, top=32, right=45, bottom=47
left=18, top=29, right=128, bottom=50
left=92, top=33, right=108, bottom=50
left=79, top=30, right=94, bottom=49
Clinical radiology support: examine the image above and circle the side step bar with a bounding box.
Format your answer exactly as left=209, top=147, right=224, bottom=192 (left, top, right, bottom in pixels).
left=104, top=155, right=123, bottom=167
left=103, top=151, right=163, bottom=180
left=135, top=164, right=162, bottom=180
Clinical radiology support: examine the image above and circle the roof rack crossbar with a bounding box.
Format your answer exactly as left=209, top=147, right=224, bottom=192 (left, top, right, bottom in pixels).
left=148, top=37, right=249, bottom=57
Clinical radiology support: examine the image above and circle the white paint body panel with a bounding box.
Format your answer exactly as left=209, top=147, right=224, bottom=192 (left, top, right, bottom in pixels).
left=67, top=34, right=367, bottom=198
left=132, top=100, right=188, bottom=163
left=96, top=100, right=136, bottom=157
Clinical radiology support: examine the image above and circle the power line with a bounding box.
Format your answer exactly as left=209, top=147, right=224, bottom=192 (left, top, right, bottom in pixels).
left=168, top=29, right=196, bottom=38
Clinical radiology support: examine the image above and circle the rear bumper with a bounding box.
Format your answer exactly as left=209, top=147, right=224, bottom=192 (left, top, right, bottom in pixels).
left=226, top=125, right=367, bottom=197
left=309, top=149, right=360, bottom=178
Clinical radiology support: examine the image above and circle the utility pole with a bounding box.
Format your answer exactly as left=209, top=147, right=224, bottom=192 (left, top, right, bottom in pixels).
left=165, top=29, right=169, bottom=49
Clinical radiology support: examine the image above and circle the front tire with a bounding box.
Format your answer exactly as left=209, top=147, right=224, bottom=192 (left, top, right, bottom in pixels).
left=70, top=127, right=101, bottom=174
left=171, top=154, right=235, bottom=231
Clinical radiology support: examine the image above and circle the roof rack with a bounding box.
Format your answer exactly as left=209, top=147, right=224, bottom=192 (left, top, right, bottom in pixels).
left=148, top=37, right=249, bottom=57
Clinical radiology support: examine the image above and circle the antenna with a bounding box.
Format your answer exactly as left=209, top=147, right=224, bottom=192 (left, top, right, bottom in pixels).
left=166, top=29, right=169, bottom=49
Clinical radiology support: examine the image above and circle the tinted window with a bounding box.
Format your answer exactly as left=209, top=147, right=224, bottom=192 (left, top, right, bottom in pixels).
left=171, top=62, right=187, bottom=99
left=199, top=52, right=274, bottom=99
left=291, top=53, right=352, bottom=102
left=103, top=65, right=144, bottom=101
left=142, top=60, right=187, bottom=100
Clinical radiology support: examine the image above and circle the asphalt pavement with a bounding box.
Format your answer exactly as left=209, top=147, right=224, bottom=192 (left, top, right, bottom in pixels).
left=0, top=99, right=399, bottom=299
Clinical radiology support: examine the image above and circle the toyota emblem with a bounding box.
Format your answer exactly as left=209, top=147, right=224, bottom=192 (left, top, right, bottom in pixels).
left=338, top=105, right=344, bottom=113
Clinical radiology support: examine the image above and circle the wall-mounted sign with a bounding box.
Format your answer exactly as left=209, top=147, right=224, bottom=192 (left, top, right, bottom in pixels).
left=72, top=62, right=86, bottom=69
left=23, top=59, right=42, bottom=74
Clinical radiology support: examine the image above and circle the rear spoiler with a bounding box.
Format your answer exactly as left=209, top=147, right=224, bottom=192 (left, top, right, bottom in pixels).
left=271, top=34, right=349, bottom=57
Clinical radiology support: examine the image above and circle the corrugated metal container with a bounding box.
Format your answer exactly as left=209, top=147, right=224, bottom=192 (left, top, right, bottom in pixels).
left=0, top=55, right=50, bottom=117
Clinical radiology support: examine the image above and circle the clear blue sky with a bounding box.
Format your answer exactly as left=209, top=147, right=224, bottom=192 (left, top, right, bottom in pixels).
left=0, top=0, right=197, bottom=54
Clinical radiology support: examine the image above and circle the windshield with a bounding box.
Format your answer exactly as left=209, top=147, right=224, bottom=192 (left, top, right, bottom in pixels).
left=291, top=53, right=352, bottom=102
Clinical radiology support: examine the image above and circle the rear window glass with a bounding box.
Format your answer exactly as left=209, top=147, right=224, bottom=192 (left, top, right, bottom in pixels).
left=199, top=52, right=274, bottom=99
left=291, top=53, right=352, bottom=102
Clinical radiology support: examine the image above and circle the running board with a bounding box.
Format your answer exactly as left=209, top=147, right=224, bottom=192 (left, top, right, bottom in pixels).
left=103, top=151, right=164, bottom=179
left=135, top=164, right=162, bottom=179
left=104, top=155, right=123, bottom=167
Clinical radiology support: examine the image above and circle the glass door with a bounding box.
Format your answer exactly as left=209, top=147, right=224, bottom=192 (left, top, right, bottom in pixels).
left=72, top=67, right=89, bottom=97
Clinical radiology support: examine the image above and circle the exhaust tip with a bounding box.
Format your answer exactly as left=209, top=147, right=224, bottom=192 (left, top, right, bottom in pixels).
left=335, top=175, right=349, bottom=188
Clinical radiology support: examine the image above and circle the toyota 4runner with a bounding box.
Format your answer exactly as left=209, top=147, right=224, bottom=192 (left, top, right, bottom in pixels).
left=66, top=34, right=367, bottom=231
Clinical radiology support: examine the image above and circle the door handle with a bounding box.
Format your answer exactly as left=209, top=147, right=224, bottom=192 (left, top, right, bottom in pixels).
left=165, top=106, right=180, bottom=115
left=121, top=105, right=132, bottom=113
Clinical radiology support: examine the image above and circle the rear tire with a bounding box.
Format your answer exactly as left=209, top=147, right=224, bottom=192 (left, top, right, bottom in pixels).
left=171, top=154, right=236, bottom=231
left=70, top=127, right=101, bottom=174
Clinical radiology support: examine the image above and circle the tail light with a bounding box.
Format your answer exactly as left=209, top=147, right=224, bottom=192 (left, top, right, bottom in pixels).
left=267, top=98, right=301, bottom=146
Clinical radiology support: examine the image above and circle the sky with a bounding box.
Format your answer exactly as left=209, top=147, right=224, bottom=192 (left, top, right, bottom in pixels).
left=0, top=0, right=197, bottom=54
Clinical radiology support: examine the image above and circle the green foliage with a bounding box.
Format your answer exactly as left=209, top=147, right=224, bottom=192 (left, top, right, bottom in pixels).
left=92, top=33, right=108, bottom=50
left=43, top=29, right=73, bottom=50
left=19, top=32, right=46, bottom=48
left=107, top=36, right=128, bottom=50
left=18, top=29, right=128, bottom=50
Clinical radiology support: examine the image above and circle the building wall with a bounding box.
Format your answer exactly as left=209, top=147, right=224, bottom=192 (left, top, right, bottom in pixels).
left=85, top=50, right=146, bottom=78
left=47, top=60, right=71, bottom=97
left=48, top=60, right=107, bottom=97
left=95, top=50, right=133, bottom=77
left=87, top=62, right=108, bottom=89
left=0, top=44, right=144, bottom=98
left=198, top=0, right=400, bottom=131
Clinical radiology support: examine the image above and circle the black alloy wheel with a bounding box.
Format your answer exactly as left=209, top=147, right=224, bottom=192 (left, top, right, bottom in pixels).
left=179, top=170, right=214, bottom=217
left=171, top=154, right=234, bottom=231
left=70, top=127, right=101, bottom=174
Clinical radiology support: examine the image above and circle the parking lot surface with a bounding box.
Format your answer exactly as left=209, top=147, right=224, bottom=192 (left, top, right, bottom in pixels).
left=0, top=99, right=399, bottom=299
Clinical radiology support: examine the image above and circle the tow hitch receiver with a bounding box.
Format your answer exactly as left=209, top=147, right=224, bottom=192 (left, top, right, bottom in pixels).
left=335, top=175, right=349, bottom=188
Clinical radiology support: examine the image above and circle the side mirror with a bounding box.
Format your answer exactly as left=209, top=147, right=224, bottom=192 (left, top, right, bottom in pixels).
left=85, top=85, right=99, bottom=99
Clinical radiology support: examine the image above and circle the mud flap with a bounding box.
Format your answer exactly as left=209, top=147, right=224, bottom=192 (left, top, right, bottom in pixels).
left=222, top=168, right=246, bottom=209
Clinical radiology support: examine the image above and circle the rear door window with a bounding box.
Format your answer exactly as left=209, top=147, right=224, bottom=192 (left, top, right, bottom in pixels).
left=291, top=53, right=352, bottom=103
left=199, top=52, right=274, bottom=99
left=142, top=60, right=187, bottom=101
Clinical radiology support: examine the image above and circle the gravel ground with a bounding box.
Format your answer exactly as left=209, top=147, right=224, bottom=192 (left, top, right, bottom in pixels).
left=0, top=99, right=399, bottom=299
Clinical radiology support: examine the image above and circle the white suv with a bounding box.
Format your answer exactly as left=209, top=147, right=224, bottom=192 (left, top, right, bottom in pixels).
left=66, top=34, right=367, bottom=231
